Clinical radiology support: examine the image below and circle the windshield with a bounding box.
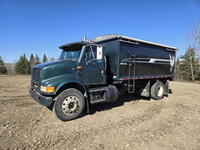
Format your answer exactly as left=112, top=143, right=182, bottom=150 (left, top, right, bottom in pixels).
left=59, top=49, right=81, bottom=61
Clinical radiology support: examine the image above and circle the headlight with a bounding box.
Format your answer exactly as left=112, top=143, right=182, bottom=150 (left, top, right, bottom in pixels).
left=40, top=86, right=55, bottom=93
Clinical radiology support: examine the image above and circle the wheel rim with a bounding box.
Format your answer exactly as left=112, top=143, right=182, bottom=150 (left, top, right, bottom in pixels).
left=157, top=85, right=164, bottom=97
left=62, top=96, right=80, bottom=115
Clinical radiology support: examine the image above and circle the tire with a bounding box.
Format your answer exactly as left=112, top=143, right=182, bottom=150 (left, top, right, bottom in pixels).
left=53, top=88, right=85, bottom=121
left=151, top=81, right=164, bottom=100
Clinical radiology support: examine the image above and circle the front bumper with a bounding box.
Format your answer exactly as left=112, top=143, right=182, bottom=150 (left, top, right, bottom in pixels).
left=29, top=88, right=52, bottom=107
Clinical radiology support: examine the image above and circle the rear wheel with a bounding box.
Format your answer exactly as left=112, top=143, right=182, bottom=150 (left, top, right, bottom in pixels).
left=151, top=81, right=164, bottom=100
left=53, top=88, right=85, bottom=121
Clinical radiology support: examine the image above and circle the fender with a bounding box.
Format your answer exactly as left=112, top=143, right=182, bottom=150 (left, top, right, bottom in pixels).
left=41, top=75, right=86, bottom=95
left=41, top=75, right=90, bottom=113
left=56, top=77, right=86, bottom=94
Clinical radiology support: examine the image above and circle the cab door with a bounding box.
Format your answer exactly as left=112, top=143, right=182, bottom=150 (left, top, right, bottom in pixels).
left=81, top=45, right=106, bottom=85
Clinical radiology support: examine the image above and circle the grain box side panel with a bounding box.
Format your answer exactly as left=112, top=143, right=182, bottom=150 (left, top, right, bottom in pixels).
left=119, top=42, right=176, bottom=78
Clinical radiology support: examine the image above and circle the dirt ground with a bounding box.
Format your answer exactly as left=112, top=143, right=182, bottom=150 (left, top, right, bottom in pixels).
left=0, top=75, right=200, bottom=150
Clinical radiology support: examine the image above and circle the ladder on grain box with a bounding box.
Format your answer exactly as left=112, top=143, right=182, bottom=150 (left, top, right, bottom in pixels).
left=128, top=53, right=136, bottom=93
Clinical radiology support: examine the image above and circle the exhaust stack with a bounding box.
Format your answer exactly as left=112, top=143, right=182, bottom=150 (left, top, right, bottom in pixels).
left=83, top=36, right=87, bottom=41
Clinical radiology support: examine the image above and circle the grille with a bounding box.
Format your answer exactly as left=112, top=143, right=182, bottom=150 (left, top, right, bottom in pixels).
left=32, top=68, right=41, bottom=83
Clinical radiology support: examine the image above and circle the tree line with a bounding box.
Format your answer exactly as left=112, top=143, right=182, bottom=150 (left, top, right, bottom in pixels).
left=176, top=21, right=200, bottom=81
left=0, top=54, right=56, bottom=74
left=2, top=49, right=200, bottom=80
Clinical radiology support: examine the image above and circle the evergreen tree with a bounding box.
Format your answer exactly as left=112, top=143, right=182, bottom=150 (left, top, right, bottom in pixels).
left=35, top=54, right=41, bottom=65
left=0, top=56, right=7, bottom=74
left=180, top=46, right=199, bottom=81
left=43, top=54, right=48, bottom=63
left=50, top=57, right=55, bottom=61
left=29, top=54, right=35, bottom=73
left=15, top=54, right=29, bottom=74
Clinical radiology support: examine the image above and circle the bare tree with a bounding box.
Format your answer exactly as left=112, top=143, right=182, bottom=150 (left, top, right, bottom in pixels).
left=189, top=53, right=195, bottom=81
left=5, top=63, right=15, bottom=74
left=191, top=21, right=200, bottom=69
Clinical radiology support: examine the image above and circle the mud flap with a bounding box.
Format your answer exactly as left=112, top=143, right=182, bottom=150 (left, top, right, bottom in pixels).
left=84, top=92, right=90, bottom=113
left=141, top=80, right=150, bottom=97
left=164, top=80, right=169, bottom=96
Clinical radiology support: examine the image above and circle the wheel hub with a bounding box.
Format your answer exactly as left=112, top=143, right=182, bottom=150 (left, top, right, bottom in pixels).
left=62, top=96, right=80, bottom=115
left=68, top=102, right=74, bottom=109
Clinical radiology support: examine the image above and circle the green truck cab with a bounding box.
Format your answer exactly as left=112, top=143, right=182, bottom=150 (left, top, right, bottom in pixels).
left=29, top=41, right=109, bottom=121
left=29, top=34, right=177, bottom=121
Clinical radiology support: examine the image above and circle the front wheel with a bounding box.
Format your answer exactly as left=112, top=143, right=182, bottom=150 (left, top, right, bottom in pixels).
left=151, top=81, right=164, bottom=100
left=53, top=88, right=85, bottom=121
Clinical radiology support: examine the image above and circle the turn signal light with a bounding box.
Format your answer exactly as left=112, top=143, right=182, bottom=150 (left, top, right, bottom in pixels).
left=46, top=87, right=55, bottom=92
left=77, top=66, right=82, bottom=69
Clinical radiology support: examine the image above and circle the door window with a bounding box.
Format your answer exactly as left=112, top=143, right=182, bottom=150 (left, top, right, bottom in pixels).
left=84, top=46, right=97, bottom=61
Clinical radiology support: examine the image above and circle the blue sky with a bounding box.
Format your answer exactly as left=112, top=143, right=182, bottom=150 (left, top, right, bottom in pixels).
left=0, top=0, right=200, bottom=63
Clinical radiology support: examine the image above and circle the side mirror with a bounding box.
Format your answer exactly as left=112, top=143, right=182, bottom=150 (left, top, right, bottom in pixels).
left=97, top=46, right=103, bottom=60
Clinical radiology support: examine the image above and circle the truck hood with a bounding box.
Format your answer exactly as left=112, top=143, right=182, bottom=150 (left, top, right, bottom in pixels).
left=33, top=60, right=70, bottom=69
left=33, top=60, right=77, bottom=81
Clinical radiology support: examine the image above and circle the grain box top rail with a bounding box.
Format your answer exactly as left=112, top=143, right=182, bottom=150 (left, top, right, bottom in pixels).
left=90, top=34, right=178, bottom=51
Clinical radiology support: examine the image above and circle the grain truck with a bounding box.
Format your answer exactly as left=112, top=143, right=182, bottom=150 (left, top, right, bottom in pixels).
left=29, top=34, right=177, bottom=121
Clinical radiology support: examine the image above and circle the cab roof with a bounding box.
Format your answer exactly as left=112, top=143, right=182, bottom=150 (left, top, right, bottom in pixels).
left=59, top=41, right=91, bottom=50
